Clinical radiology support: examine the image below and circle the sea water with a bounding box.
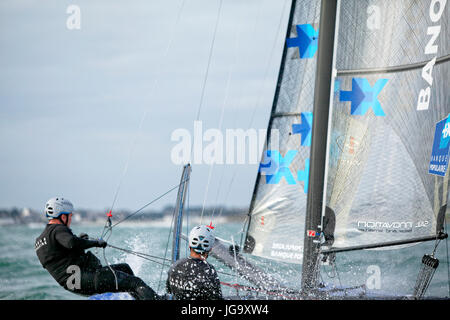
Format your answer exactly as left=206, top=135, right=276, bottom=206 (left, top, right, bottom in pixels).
left=0, top=221, right=449, bottom=300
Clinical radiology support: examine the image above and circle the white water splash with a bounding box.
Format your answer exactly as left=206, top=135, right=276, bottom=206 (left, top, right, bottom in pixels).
left=123, top=234, right=149, bottom=277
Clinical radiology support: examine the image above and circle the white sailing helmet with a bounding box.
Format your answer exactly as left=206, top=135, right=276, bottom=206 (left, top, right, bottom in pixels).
left=45, top=197, right=73, bottom=220
left=189, top=225, right=215, bottom=253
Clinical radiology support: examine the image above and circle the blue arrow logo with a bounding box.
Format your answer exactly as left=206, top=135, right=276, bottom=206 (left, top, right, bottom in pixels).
left=292, top=112, right=313, bottom=146
left=340, top=78, right=388, bottom=116
left=286, top=24, right=319, bottom=59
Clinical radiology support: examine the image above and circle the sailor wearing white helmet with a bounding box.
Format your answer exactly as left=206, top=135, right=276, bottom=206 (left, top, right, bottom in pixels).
left=35, top=197, right=160, bottom=300
left=166, top=224, right=223, bottom=300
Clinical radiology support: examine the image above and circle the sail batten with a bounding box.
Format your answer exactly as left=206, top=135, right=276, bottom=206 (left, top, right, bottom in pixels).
left=321, top=232, right=448, bottom=254
left=337, top=53, right=450, bottom=76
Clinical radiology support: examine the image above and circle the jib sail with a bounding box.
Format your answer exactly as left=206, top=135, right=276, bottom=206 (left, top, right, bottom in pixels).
left=244, top=0, right=321, bottom=264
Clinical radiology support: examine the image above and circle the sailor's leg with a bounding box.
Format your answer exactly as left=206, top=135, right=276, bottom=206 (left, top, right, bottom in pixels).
left=109, top=263, right=134, bottom=276
left=94, top=266, right=160, bottom=300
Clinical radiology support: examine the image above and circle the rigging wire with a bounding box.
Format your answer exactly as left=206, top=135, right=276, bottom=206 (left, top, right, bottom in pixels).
left=209, top=0, right=290, bottom=225
left=157, top=201, right=177, bottom=293
left=200, top=0, right=242, bottom=223
left=100, top=0, right=187, bottom=240
left=98, top=179, right=187, bottom=291
left=206, top=4, right=263, bottom=224
left=96, top=1, right=297, bottom=296
left=108, top=243, right=172, bottom=265
left=98, top=0, right=231, bottom=293
left=110, top=179, right=188, bottom=229
left=189, top=0, right=224, bottom=223
left=205, top=0, right=269, bottom=223
left=193, top=0, right=224, bottom=124
left=107, top=242, right=239, bottom=280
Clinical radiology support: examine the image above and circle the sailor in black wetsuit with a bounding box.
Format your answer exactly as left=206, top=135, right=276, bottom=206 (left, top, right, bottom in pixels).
left=35, top=197, right=160, bottom=300
left=166, top=225, right=223, bottom=300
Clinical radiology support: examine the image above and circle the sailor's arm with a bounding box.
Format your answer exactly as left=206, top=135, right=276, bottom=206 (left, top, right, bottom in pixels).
left=54, top=227, right=107, bottom=250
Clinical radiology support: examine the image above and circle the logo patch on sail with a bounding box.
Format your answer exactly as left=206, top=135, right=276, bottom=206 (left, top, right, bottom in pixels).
left=429, top=115, right=450, bottom=176
left=292, top=112, right=313, bottom=146
left=286, top=24, right=319, bottom=59
left=340, top=78, right=388, bottom=116
left=259, top=150, right=309, bottom=193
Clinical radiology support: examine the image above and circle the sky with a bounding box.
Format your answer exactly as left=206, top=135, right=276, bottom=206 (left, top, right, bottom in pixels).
left=0, top=0, right=291, bottom=213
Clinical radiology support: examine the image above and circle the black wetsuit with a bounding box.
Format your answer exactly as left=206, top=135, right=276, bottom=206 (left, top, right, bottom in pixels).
left=35, top=223, right=159, bottom=300
left=166, top=257, right=223, bottom=300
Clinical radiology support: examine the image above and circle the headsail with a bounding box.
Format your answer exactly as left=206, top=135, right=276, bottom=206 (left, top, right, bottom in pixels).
left=322, top=0, right=449, bottom=251
left=244, top=0, right=322, bottom=264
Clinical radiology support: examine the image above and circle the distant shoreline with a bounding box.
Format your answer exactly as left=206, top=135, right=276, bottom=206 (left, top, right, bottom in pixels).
left=0, top=205, right=248, bottom=226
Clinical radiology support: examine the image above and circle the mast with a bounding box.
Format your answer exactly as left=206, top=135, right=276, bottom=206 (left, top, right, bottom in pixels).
left=172, top=163, right=191, bottom=263
left=301, top=0, right=338, bottom=293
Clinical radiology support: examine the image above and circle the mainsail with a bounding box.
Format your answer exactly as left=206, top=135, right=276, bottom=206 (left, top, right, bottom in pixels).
left=243, top=0, right=321, bottom=264
left=322, top=0, right=449, bottom=252
left=243, top=0, right=449, bottom=296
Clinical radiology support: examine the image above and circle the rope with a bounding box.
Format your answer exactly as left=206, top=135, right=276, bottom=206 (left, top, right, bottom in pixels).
left=110, top=179, right=188, bottom=229
left=108, top=242, right=238, bottom=279
left=98, top=178, right=187, bottom=292
left=107, top=243, right=172, bottom=266
left=414, top=254, right=440, bottom=299
left=103, top=247, right=119, bottom=290
left=97, top=219, right=119, bottom=290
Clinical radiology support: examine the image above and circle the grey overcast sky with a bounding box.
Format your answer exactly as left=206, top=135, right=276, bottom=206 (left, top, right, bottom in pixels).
left=0, top=0, right=291, bottom=212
